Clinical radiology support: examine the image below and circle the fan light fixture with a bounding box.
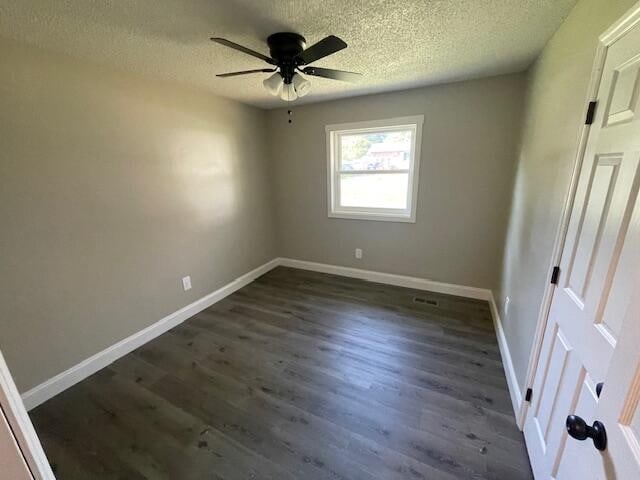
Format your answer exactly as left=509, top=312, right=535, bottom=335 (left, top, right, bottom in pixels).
left=292, top=73, right=311, bottom=97
left=263, top=73, right=283, bottom=96
left=263, top=72, right=310, bottom=101
left=279, top=82, right=298, bottom=101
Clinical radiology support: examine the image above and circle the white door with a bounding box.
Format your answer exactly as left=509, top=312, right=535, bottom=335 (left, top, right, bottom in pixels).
left=0, top=405, right=34, bottom=480
left=523, top=16, right=640, bottom=480
left=0, top=350, right=54, bottom=480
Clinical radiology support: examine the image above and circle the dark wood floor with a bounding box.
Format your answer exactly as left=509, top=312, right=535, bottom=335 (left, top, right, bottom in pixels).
left=30, top=267, right=532, bottom=480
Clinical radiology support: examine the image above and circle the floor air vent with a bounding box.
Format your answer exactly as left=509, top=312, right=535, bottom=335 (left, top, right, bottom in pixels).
left=414, top=297, right=438, bottom=306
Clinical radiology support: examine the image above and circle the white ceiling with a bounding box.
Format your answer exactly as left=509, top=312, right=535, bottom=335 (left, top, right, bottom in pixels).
left=0, top=0, right=577, bottom=109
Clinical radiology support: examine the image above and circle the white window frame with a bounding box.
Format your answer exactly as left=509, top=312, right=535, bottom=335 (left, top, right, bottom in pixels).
left=326, top=115, right=423, bottom=223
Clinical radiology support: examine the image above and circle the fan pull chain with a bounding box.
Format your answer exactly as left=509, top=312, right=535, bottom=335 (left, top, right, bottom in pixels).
left=288, top=109, right=293, bottom=124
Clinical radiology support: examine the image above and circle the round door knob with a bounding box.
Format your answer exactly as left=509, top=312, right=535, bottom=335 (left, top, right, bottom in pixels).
left=566, top=415, right=607, bottom=451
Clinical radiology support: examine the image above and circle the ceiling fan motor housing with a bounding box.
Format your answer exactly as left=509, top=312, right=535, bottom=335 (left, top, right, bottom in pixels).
left=267, top=32, right=306, bottom=83
left=212, top=33, right=359, bottom=88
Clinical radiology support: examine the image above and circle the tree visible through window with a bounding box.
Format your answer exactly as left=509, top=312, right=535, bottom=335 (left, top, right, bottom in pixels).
left=326, top=116, right=423, bottom=222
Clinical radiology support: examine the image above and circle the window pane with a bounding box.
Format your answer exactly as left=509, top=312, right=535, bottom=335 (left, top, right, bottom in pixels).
left=339, top=173, right=409, bottom=209
left=340, top=130, right=412, bottom=171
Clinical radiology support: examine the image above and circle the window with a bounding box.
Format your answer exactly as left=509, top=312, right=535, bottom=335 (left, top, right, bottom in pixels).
left=326, top=116, right=423, bottom=222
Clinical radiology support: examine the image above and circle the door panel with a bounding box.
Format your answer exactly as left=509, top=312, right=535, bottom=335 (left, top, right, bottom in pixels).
left=524, top=16, right=640, bottom=480
left=524, top=320, right=585, bottom=478
left=0, top=406, right=34, bottom=480
left=564, top=155, right=621, bottom=305
left=629, top=376, right=640, bottom=447
left=623, top=366, right=640, bottom=460
left=603, top=53, right=640, bottom=126
left=555, top=376, right=599, bottom=479
left=593, top=200, right=640, bottom=478
left=534, top=327, right=573, bottom=440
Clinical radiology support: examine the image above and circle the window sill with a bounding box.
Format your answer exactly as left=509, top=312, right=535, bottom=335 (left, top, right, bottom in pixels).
left=328, top=211, right=416, bottom=223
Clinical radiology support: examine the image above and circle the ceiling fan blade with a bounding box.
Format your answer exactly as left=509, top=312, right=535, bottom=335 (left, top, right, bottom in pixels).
left=216, top=68, right=276, bottom=78
left=211, top=37, right=275, bottom=65
left=295, top=35, right=347, bottom=65
left=301, top=66, right=361, bottom=82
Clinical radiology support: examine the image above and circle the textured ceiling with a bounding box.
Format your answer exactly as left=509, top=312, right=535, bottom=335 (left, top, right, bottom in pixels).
left=0, top=0, right=577, bottom=109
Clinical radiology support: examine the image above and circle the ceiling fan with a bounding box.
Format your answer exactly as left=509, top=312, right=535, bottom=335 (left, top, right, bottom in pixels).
left=211, top=33, right=362, bottom=101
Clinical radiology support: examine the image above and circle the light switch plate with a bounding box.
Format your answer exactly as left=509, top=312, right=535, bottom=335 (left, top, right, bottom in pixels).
left=182, top=276, right=192, bottom=291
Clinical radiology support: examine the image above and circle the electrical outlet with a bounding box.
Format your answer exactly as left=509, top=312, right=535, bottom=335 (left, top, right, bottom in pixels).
left=504, top=296, right=510, bottom=315
left=355, top=248, right=363, bottom=260
left=182, top=275, right=192, bottom=291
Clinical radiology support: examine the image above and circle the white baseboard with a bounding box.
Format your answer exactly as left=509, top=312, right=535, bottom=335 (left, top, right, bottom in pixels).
left=278, top=257, right=492, bottom=301
left=488, top=293, right=523, bottom=421
left=21, top=258, right=280, bottom=411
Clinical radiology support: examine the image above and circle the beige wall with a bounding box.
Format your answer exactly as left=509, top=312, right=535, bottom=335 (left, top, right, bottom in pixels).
left=268, top=74, right=526, bottom=290
left=0, top=38, right=277, bottom=392
left=498, top=0, right=637, bottom=391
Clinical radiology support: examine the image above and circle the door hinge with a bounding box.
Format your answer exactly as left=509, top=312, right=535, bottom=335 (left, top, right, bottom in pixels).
left=550, top=266, right=560, bottom=285
left=525, top=388, right=533, bottom=402
left=585, top=101, right=597, bottom=125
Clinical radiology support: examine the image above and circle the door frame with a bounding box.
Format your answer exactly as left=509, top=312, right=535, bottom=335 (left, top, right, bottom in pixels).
left=0, top=350, right=55, bottom=479
left=516, top=0, right=640, bottom=429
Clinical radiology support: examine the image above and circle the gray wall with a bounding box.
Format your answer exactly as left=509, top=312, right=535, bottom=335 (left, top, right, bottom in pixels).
left=268, top=74, right=526, bottom=290
left=497, top=0, right=637, bottom=391
left=0, top=38, right=277, bottom=392
left=6, top=0, right=629, bottom=396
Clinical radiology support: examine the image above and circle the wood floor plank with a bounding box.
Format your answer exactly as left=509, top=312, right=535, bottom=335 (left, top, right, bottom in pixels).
left=183, top=308, right=514, bottom=415
left=30, top=267, right=532, bottom=479
left=230, top=284, right=502, bottom=358
left=212, top=301, right=507, bottom=383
